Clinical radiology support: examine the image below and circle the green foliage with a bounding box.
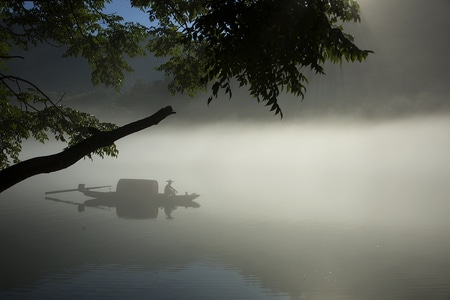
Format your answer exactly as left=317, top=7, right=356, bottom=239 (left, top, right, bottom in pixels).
left=144, top=0, right=372, bottom=117
left=0, top=0, right=141, bottom=169
left=0, top=80, right=118, bottom=169
left=1, top=0, right=147, bottom=89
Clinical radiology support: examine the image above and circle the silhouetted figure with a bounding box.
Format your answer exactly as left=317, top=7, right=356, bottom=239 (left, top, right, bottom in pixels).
left=164, top=179, right=177, bottom=196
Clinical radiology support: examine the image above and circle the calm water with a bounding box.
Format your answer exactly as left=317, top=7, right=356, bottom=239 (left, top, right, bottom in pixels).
left=1, top=116, right=450, bottom=299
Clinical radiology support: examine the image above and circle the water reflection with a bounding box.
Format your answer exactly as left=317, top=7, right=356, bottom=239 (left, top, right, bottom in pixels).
left=45, top=178, right=201, bottom=219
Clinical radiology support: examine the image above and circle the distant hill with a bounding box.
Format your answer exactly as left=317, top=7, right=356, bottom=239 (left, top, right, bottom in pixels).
left=5, top=42, right=164, bottom=95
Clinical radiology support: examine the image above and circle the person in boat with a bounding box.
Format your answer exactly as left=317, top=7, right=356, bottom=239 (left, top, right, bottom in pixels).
left=164, top=179, right=178, bottom=196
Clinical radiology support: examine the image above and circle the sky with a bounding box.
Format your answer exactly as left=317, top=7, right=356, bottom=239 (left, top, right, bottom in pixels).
left=103, top=1, right=152, bottom=26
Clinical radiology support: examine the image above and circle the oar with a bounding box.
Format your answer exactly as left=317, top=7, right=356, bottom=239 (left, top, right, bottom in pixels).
left=45, top=185, right=111, bottom=195
left=45, top=196, right=110, bottom=211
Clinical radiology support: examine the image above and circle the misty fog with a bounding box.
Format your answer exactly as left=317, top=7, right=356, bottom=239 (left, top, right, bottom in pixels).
left=13, top=114, right=450, bottom=230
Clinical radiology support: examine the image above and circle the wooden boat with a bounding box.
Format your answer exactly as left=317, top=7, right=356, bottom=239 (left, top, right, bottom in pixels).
left=45, top=179, right=200, bottom=219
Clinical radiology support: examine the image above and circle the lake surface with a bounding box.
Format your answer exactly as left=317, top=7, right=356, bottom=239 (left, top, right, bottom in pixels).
left=1, top=116, right=450, bottom=299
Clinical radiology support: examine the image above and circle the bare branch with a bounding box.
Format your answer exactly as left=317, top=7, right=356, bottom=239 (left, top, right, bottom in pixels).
left=0, top=73, right=75, bottom=122
left=0, top=55, right=25, bottom=60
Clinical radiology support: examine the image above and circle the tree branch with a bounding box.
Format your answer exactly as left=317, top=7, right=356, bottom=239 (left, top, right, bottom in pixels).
left=0, top=106, right=175, bottom=193
left=0, top=55, right=25, bottom=60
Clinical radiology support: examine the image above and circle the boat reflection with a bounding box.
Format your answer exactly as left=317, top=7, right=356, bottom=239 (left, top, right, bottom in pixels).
left=45, top=178, right=201, bottom=219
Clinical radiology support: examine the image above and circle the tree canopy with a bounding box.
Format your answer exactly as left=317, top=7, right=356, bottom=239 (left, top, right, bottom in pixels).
left=145, top=0, right=371, bottom=114
left=0, top=0, right=371, bottom=191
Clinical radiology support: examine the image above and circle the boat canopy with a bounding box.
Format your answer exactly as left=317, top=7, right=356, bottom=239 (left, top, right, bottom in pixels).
left=116, top=179, right=159, bottom=195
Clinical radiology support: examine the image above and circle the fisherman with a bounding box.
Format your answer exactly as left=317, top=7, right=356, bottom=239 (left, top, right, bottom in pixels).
left=164, top=179, right=177, bottom=196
